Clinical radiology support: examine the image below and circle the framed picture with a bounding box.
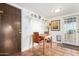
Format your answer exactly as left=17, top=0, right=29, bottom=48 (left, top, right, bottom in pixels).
left=51, top=20, right=60, bottom=31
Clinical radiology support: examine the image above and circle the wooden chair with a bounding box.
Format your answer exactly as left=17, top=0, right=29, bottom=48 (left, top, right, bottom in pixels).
left=43, top=32, right=52, bottom=55
left=32, top=32, right=44, bottom=55
left=32, top=32, right=42, bottom=43
left=44, top=32, right=52, bottom=42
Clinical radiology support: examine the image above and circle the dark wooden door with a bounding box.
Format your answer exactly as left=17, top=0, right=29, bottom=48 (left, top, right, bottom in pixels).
left=0, top=3, right=21, bottom=55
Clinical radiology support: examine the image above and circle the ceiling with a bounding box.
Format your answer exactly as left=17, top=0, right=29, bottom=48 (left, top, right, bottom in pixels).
left=15, top=3, right=79, bottom=19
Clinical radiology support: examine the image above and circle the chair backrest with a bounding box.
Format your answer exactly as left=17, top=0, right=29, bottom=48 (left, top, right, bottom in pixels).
left=33, top=32, right=40, bottom=43
left=44, top=32, right=49, bottom=36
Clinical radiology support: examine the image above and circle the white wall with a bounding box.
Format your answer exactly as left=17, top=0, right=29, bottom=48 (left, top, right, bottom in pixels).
left=21, top=9, right=45, bottom=51
left=49, top=17, right=63, bottom=42
left=30, top=18, right=45, bottom=35
left=22, top=9, right=32, bottom=51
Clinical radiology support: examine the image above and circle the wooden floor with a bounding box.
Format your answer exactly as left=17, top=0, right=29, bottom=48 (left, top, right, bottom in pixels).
left=14, top=42, right=79, bottom=56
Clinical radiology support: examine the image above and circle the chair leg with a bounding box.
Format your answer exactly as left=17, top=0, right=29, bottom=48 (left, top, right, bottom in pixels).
left=43, top=40, right=45, bottom=56
left=51, top=41, right=52, bottom=48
